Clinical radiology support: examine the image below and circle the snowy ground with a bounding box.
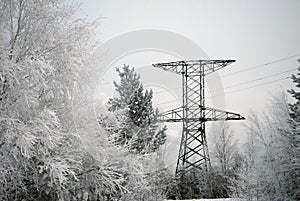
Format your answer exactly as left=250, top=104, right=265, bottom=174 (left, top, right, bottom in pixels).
left=166, top=199, right=243, bottom=201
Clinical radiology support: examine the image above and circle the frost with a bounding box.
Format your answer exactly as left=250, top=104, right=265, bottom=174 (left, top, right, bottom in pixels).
left=0, top=0, right=130, bottom=200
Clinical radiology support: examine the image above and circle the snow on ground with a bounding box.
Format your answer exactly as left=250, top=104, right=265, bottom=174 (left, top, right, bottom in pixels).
left=166, top=199, right=244, bottom=201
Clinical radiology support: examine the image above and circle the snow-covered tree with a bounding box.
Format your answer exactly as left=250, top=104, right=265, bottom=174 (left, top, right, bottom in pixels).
left=96, top=101, right=170, bottom=200
left=229, top=112, right=265, bottom=200
left=0, top=1, right=147, bottom=200
left=106, top=65, right=167, bottom=154
left=209, top=122, right=240, bottom=198
left=230, top=92, right=298, bottom=200
left=285, top=61, right=300, bottom=200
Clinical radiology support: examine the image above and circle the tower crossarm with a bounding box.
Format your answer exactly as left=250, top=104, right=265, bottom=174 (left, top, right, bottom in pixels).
left=152, top=59, right=236, bottom=76
left=157, top=106, right=184, bottom=122
left=157, top=106, right=245, bottom=123
left=202, top=106, right=245, bottom=121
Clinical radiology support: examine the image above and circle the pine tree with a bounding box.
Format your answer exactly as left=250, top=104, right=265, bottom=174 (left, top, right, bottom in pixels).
left=286, top=60, right=300, bottom=200
left=108, top=66, right=140, bottom=111
left=107, top=65, right=167, bottom=154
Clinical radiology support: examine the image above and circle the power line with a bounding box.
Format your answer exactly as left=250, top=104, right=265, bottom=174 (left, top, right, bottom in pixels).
left=153, top=67, right=296, bottom=96
left=207, top=53, right=300, bottom=80
left=211, top=67, right=296, bottom=93
left=152, top=55, right=299, bottom=95
left=154, top=76, right=291, bottom=107
left=152, top=56, right=299, bottom=106
left=209, top=76, right=290, bottom=99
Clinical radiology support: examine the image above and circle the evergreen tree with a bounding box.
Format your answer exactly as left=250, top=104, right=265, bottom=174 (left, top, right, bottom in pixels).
left=107, top=65, right=167, bottom=154
left=286, top=60, right=300, bottom=200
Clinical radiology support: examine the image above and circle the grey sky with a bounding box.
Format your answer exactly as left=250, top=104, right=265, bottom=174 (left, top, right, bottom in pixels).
left=82, top=0, right=300, bottom=108
left=79, top=0, right=300, bottom=168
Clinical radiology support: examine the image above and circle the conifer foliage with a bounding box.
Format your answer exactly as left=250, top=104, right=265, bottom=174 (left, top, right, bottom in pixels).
left=107, top=65, right=167, bottom=154
left=286, top=61, right=300, bottom=199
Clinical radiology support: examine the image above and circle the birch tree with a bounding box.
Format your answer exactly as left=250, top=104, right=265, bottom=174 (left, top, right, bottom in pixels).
left=209, top=122, right=240, bottom=198
left=230, top=93, right=297, bottom=200
left=0, top=0, right=143, bottom=200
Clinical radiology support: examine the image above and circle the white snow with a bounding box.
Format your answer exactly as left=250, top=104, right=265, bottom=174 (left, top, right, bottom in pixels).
left=166, top=199, right=244, bottom=201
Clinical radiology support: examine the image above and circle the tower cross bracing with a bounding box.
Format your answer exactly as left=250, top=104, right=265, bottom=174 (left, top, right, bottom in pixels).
left=152, top=60, right=245, bottom=186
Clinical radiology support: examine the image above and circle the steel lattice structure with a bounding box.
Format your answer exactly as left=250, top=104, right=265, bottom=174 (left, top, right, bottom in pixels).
left=152, top=60, right=245, bottom=196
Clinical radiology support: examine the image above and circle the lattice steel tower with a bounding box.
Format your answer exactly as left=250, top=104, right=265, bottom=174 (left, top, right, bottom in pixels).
left=153, top=60, right=245, bottom=198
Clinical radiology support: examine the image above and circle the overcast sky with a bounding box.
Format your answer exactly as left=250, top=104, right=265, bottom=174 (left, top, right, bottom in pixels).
left=81, top=0, right=300, bottom=108
left=78, top=0, right=300, bottom=168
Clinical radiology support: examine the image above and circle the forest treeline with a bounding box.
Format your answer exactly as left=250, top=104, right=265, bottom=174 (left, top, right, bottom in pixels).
left=0, top=0, right=299, bottom=200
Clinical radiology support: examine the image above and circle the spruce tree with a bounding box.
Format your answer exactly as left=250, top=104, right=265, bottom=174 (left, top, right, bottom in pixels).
left=286, top=60, right=300, bottom=200
left=108, top=65, right=167, bottom=154
left=288, top=61, right=300, bottom=120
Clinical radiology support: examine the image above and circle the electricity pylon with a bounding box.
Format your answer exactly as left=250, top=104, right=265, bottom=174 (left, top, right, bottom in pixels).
left=152, top=60, right=245, bottom=198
